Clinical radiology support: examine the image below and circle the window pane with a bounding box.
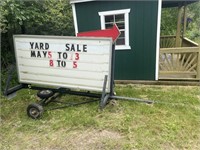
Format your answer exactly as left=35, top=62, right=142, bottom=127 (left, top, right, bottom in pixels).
left=116, top=22, right=125, bottom=29
left=105, top=15, right=114, bottom=23
left=115, top=14, right=124, bottom=22
left=116, top=38, right=125, bottom=45
left=105, top=23, right=114, bottom=29
left=119, top=31, right=125, bottom=38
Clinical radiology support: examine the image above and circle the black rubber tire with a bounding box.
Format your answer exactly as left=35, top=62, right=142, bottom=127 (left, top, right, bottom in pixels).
left=37, top=90, right=54, bottom=99
left=27, top=103, right=44, bottom=119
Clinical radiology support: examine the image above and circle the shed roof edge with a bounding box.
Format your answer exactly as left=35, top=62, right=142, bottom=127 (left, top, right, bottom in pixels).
left=70, top=0, right=95, bottom=4
left=70, top=0, right=198, bottom=6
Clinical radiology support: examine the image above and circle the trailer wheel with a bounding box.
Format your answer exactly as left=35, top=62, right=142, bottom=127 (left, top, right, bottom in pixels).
left=27, top=103, right=44, bottom=119
left=37, top=90, right=54, bottom=99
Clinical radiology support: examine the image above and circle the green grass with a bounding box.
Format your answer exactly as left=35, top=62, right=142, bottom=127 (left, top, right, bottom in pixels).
left=0, top=84, right=200, bottom=150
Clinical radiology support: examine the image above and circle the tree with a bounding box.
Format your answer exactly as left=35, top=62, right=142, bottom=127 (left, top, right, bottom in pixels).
left=161, top=7, right=178, bottom=36
left=185, top=2, right=200, bottom=43
left=0, top=0, right=74, bottom=91
left=0, top=0, right=74, bottom=68
left=161, top=2, right=200, bottom=43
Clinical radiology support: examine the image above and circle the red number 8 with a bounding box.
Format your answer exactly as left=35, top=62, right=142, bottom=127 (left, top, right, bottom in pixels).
left=49, top=60, right=54, bottom=67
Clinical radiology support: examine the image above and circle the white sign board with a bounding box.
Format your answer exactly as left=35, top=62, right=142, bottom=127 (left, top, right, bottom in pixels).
left=13, top=35, right=113, bottom=93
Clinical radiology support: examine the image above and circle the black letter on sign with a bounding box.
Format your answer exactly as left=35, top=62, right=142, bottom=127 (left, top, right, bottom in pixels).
left=77, top=45, right=81, bottom=52
left=58, top=52, right=62, bottom=59
left=43, top=51, right=47, bottom=58
left=35, top=43, right=39, bottom=49
left=31, top=51, right=36, bottom=57
left=57, top=60, right=61, bottom=67
left=83, top=45, right=87, bottom=52
left=45, top=43, right=49, bottom=50
left=37, top=51, right=41, bottom=57
left=66, top=44, right=70, bottom=51
left=63, top=52, right=68, bottom=59
left=71, top=44, right=75, bottom=51
left=30, top=42, right=34, bottom=49
left=40, top=43, right=44, bottom=49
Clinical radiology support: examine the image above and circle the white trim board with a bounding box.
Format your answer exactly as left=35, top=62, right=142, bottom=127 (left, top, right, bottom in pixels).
left=72, top=3, right=78, bottom=35
left=155, top=0, right=162, bottom=80
left=98, top=9, right=130, bottom=16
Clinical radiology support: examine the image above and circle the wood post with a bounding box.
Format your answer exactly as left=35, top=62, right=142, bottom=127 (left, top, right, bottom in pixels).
left=176, top=6, right=182, bottom=47
left=196, top=46, right=200, bottom=79
left=183, top=4, right=187, bottom=38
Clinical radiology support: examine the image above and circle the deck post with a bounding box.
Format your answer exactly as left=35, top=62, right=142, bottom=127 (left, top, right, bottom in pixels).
left=197, top=47, right=200, bottom=79
left=176, top=5, right=182, bottom=47
left=182, top=4, right=187, bottom=38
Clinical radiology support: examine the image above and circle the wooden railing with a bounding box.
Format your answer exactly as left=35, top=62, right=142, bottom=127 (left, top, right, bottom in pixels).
left=159, top=36, right=200, bottom=80
left=182, top=37, right=199, bottom=47
left=160, top=35, right=176, bottom=48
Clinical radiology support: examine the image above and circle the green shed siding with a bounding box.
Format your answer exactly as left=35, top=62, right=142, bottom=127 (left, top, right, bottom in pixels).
left=75, top=1, right=158, bottom=80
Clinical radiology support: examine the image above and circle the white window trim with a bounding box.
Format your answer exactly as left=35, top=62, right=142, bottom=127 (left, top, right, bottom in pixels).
left=99, top=9, right=131, bottom=50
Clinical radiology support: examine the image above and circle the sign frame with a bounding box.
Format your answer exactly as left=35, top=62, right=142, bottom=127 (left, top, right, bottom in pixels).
left=13, top=35, right=113, bottom=93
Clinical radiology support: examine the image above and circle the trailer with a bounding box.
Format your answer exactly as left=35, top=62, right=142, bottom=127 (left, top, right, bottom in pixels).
left=4, top=25, right=153, bottom=119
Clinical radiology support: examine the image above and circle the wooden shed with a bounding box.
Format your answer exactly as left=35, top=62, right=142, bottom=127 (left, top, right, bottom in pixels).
left=70, top=0, right=200, bottom=81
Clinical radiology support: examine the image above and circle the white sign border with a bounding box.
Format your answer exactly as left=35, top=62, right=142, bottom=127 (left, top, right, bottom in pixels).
left=13, top=35, right=113, bottom=93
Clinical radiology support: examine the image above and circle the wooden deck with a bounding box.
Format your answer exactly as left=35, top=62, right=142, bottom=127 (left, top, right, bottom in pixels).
left=159, top=36, right=200, bottom=80
left=116, top=80, right=200, bottom=86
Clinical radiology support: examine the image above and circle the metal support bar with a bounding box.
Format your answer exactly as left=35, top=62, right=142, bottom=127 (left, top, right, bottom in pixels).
left=3, top=64, right=26, bottom=97
left=39, top=93, right=61, bottom=106
left=4, top=84, right=25, bottom=96
left=101, top=75, right=108, bottom=99
left=36, top=89, right=101, bottom=110
left=4, top=65, right=15, bottom=93
left=100, top=94, right=110, bottom=109
left=3, top=64, right=28, bottom=97
left=99, top=75, right=109, bottom=109
left=65, top=90, right=101, bottom=98
left=110, top=95, right=154, bottom=104
left=47, top=99, right=99, bottom=110
left=110, top=44, right=115, bottom=96
left=28, top=86, right=102, bottom=99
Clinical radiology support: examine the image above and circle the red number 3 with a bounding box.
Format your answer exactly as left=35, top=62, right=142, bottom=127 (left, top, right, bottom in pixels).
left=75, top=53, right=79, bottom=60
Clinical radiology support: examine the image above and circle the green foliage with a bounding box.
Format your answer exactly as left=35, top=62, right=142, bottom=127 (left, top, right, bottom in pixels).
left=161, top=7, right=178, bottom=35
left=185, top=2, right=200, bottom=43
left=161, top=2, right=200, bottom=43
left=0, top=0, right=74, bottom=91
left=0, top=0, right=74, bottom=35
left=37, top=0, right=74, bottom=36
left=1, top=0, right=39, bottom=33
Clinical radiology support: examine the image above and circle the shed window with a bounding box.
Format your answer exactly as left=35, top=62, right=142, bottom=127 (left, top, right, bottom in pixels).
left=99, top=9, right=131, bottom=50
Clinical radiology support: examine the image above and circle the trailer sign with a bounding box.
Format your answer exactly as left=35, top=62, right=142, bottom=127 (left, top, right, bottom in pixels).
left=14, top=35, right=113, bottom=93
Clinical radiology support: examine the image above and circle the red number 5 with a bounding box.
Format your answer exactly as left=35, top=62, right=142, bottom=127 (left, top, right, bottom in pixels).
left=73, top=61, right=77, bottom=68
